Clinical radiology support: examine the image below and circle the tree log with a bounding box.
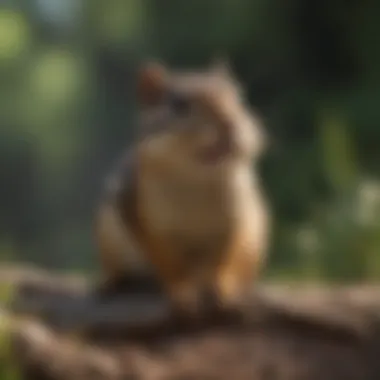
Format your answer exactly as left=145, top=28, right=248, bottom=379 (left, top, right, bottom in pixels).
left=2, top=265, right=380, bottom=380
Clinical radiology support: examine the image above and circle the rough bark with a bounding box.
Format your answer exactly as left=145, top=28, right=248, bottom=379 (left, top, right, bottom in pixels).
left=2, top=265, right=380, bottom=380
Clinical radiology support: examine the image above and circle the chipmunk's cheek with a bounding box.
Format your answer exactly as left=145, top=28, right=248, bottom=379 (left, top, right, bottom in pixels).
left=141, top=133, right=176, bottom=162
left=198, top=126, right=219, bottom=150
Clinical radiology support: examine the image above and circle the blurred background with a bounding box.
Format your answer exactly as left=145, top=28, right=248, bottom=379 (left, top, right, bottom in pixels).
left=0, top=0, right=379, bottom=282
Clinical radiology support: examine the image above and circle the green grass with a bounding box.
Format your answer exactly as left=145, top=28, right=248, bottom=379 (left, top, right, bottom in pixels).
left=0, top=321, right=20, bottom=380
left=0, top=283, right=14, bottom=306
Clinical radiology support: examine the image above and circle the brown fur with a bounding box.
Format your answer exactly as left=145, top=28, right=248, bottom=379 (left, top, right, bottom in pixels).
left=94, top=60, right=270, bottom=315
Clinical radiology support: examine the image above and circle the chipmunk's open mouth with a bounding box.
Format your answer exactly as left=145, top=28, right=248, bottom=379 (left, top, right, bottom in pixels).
left=197, top=122, right=233, bottom=164
left=198, top=140, right=230, bottom=164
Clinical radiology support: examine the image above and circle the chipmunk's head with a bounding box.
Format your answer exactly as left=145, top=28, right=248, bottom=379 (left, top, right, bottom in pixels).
left=136, top=59, right=267, bottom=169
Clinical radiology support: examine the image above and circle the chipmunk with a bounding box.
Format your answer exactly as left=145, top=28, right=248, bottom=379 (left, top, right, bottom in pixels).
left=94, top=59, right=270, bottom=318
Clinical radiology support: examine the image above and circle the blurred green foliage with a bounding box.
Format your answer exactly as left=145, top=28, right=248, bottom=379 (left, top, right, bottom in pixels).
left=0, top=0, right=379, bottom=281
left=0, top=282, right=19, bottom=380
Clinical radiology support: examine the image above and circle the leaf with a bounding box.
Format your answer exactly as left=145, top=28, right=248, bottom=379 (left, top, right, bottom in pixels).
left=318, top=111, right=358, bottom=193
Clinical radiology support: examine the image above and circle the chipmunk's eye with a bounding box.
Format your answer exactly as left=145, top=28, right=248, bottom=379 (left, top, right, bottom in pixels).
left=166, top=92, right=191, bottom=115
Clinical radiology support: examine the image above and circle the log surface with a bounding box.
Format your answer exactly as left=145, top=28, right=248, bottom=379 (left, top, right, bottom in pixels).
left=2, top=264, right=380, bottom=380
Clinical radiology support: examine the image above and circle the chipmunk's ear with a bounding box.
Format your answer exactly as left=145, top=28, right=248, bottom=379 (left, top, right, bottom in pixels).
left=137, top=61, right=167, bottom=106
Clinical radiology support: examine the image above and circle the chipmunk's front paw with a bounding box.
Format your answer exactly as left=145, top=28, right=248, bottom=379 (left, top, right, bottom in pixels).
left=201, top=287, right=246, bottom=325
left=169, top=285, right=206, bottom=328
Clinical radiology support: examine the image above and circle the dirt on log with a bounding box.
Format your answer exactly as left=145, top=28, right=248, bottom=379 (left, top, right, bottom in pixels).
left=2, top=265, right=380, bottom=380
